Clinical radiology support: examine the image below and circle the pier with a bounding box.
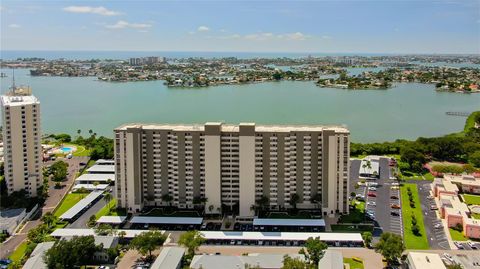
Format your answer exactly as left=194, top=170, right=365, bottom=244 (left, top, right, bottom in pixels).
left=446, top=112, right=470, bottom=117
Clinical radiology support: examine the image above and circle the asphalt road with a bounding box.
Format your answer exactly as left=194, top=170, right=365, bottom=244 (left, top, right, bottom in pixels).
left=0, top=156, right=89, bottom=259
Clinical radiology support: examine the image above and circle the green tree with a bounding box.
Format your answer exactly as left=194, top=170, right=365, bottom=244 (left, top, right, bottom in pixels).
left=256, top=195, right=270, bottom=213
left=178, top=230, right=206, bottom=257
left=130, top=230, right=167, bottom=258
left=45, top=236, right=99, bottom=268
left=162, top=193, right=173, bottom=206
left=282, top=255, right=310, bottom=269
left=298, top=237, right=328, bottom=266
left=41, top=212, right=58, bottom=229
left=362, top=231, right=372, bottom=248
left=470, top=151, right=480, bottom=167
left=104, top=192, right=113, bottom=213
left=289, top=193, right=300, bottom=210
left=88, top=215, right=97, bottom=227
left=49, top=161, right=69, bottom=182
left=374, top=232, right=405, bottom=264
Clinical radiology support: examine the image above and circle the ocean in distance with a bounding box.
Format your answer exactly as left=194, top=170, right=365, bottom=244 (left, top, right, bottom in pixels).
left=1, top=50, right=430, bottom=60
left=1, top=68, right=479, bottom=143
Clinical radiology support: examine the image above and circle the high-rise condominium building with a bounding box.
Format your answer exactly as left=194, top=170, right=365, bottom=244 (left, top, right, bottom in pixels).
left=115, top=122, right=350, bottom=216
left=1, top=85, right=42, bottom=197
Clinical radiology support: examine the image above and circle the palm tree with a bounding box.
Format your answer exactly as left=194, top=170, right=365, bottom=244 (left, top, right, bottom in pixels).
left=310, top=193, right=322, bottom=210
left=41, top=212, right=57, bottom=228
left=289, top=193, right=300, bottom=210
left=162, top=194, right=173, bottom=207
left=93, top=181, right=99, bottom=191
left=104, top=192, right=113, bottom=213
left=208, top=204, right=214, bottom=214
left=88, top=129, right=93, bottom=135
left=256, top=196, right=270, bottom=214
left=77, top=129, right=81, bottom=136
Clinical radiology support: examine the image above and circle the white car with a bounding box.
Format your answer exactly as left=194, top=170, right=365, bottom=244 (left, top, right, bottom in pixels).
left=467, top=241, right=478, bottom=249
left=368, top=187, right=377, bottom=191
left=442, top=253, right=453, bottom=262
left=434, top=223, right=442, bottom=229
left=367, top=201, right=376, bottom=206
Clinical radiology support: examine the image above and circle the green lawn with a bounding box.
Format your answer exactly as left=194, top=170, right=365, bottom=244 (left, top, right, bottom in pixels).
left=54, top=193, right=87, bottom=217
left=400, top=183, right=429, bottom=249
left=472, top=213, right=480, bottom=220
left=344, top=258, right=364, bottom=269
left=463, top=194, right=480, bottom=205
left=9, top=240, right=28, bottom=263
left=449, top=228, right=468, bottom=241
left=95, top=199, right=127, bottom=219
left=72, top=145, right=91, bottom=157
left=401, top=172, right=434, bottom=181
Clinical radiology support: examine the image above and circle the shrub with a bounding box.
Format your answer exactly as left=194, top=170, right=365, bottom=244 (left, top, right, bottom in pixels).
left=410, top=201, right=415, bottom=208
left=412, top=224, right=420, bottom=236
left=411, top=216, right=417, bottom=226
left=452, top=223, right=463, bottom=232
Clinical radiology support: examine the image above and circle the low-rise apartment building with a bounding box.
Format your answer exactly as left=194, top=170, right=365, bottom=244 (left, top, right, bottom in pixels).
left=433, top=176, right=480, bottom=239
left=114, top=122, right=350, bottom=216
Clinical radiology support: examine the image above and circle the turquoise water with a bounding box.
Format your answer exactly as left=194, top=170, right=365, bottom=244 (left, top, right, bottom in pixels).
left=61, top=147, right=73, bottom=153
left=1, top=68, right=479, bottom=143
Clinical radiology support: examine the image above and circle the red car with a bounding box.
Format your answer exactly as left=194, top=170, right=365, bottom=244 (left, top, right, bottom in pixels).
left=367, top=192, right=377, bottom=197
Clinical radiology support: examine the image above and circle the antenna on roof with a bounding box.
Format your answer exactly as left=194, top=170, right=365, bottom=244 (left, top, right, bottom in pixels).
left=12, top=68, right=16, bottom=88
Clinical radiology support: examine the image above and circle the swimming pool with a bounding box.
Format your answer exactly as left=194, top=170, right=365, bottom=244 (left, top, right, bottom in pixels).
left=61, top=147, right=73, bottom=153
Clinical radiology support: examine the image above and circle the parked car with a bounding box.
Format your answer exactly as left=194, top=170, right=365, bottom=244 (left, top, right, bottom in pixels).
left=454, top=242, right=464, bottom=249
left=368, top=187, right=377, bottom=191
left=430, top=205, right=438, bottom=210
left=434, top=223, right=442, bottom=229
left=390, top=195, right=399, bottom=199
left=391, top=204, right=401, bottom=209
left=367, top=201, right=376, bottom=206
left=442, top=253, right=453, bottom=263
left=467, top=242, right=478, bottom=249
left=367, top=192, right=377, bottom=197
left=391, top=211, right=400, bottom=216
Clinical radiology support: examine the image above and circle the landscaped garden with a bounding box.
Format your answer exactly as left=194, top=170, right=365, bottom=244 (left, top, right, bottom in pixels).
left=400, top=183, right=429, bottom=249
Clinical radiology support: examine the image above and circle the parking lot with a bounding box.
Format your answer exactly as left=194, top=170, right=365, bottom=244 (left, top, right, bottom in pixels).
left=351, top=157, right=404, bottom=237
left=416, top=180, right=450, bottom=249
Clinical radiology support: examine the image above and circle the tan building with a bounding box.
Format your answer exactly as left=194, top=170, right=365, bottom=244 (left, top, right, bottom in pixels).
left=1, top=85, right=42, bottom=197
left=115, top=122, right=350, bottom=216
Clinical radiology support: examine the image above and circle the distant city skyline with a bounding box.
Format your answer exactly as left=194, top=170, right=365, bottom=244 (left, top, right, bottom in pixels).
left=0, top=0, right=479, bottom=54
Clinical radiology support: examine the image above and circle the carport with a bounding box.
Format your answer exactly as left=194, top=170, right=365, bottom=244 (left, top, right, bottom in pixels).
left=130, top=216, right=203, bottom=229
left=252, top=218, right=326, bottom=232
left=200, top=231, right=363, bottom=247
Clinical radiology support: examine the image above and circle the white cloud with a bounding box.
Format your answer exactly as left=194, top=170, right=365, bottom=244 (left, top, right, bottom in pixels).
left=221, top=32, right=311, bottom=41
left=63, top=6, right=121, bottom=16
left=197, top=26, right=210, bottom=32
left=105, top=20, right=152, bottom=30
left=283, top=32, right=308, bottom=41
left=8, top=24, right=21, bottom=28
left=321, top=35, right=332, bottom=40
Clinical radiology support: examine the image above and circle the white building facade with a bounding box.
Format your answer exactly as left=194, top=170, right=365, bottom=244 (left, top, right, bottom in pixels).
left=1, top=86, right=42, bottom=197
left=115, top=123, right=350, bottom=216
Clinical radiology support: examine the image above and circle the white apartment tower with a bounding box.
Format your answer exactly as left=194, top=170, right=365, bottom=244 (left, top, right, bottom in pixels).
left=115, top=123, right=349, bottom=216
left=1, top=84, right=42, bottom=197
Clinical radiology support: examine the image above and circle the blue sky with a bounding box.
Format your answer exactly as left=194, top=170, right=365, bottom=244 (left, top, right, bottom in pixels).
left=1, top=0, right=479, bottom=54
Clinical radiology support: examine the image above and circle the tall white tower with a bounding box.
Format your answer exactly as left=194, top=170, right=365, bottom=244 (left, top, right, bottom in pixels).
left=1, top=78, right=42, bottom=197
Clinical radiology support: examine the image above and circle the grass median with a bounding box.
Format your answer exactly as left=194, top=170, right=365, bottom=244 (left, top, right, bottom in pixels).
left=400, top=183, right=429, bottom=249
left=343, top=258, right=364, bottom=269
